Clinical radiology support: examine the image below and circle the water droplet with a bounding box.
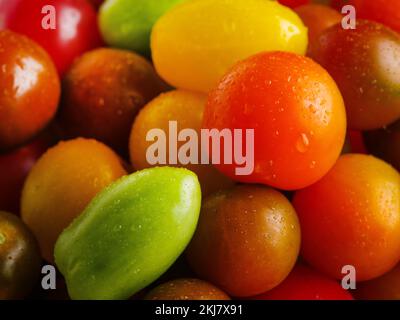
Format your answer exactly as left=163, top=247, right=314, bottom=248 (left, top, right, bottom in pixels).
left=296, top=133, right=310, bottom=153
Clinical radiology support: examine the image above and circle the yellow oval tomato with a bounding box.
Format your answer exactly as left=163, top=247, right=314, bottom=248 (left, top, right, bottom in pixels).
left=21, top=138, right=127, bottom=263
left=151, top=0, right=308, bottom=92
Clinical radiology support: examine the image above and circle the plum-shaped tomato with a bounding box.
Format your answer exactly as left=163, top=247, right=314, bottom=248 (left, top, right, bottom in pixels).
left=313, top=20, right=400, bottom=130
left=145, top=278, right=230, bottom=300
left=252, top=264, right=353, bottom=300
left=0, top=211, right=42, bottom=299
left=0, top=30, right=60, bottom=152
left=5, top=0, right=103, bottom=76
left=294, top=154, right=400, bottom=281
left=60, top=48, right=167, bottom=155
left=187, top=185, right=301, bottom=297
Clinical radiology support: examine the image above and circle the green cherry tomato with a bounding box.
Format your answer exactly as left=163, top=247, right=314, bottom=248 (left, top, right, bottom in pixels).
left=54, top=167, right=201, bottom=300
left=99, top=0, right=184, bottom=56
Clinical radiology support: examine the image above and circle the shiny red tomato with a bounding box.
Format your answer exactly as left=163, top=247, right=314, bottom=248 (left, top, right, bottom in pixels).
left=349, top=0, right=400, bottom=34
left=278, top=0, right=310, bottom=8
left=252, top=265, right=353, bottom=300
left=5, top=0, right=102, bottom=75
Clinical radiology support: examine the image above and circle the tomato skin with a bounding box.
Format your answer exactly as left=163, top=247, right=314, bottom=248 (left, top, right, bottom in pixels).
left=0, top=30, right=60, bottom=152
left=6, top=0, right=102, bottom=76
left=295, top=4, right=342, bottom=56
left=278, top=0, right=310, bottom=8
left=0, top=136, right=50, bottom=214
left=313, top=20, right=400, bottom=130
left=252, top=265, right=353, bottom=300
left=349, top=0, right=400, bottom=34
left=186, top=185, right=301, bottom=297
left=0, top=211, right=42, bottom=299
left=21, top=138, right=127, bottom=263
left=354, top=263, right=400, bottom=300
left=145, top=278, right=230, bottom=300
left=203, top=51, right=346, bottom=190
left=60, top=48, right=167, bottom=155
left=364, top=120, right=400, bottom=171
left=293, top=154, right=400, bottom=281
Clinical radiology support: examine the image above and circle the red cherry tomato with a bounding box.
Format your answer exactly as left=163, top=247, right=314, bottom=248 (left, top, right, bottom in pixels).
left=252, top=265, right=353, bottom=300
left=278, top=0, right=310, bottom=8
left=5, top=0, right=102, bottom=75
left=0, top=135, right=51, bottom=214
left=349, top=0, right=400, bottom=34
left=88, top=0, right=104, bottom=9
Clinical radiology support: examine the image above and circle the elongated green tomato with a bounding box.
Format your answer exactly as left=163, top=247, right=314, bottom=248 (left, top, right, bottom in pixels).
left=54, top=167, right=201, bottom=300
left=151, top=0, right=308, bottom=93
left=99, top=0, right=184, bottom=56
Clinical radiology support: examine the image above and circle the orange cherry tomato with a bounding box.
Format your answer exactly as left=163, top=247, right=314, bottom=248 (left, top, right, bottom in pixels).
left=186, top=185, right=301, bottom=297
left=293, top=154, right=400, bottom=281
left=203, top=51, right=346, bottom=190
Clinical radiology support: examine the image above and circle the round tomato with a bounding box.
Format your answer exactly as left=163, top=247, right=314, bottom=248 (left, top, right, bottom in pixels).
left=313, top=20, right=400, bottom=130
left=21, top=138, right=127, bottom=263
left=5, top=0, right=102, bottom=75
left=145, top=278, right=230, bottom=300
left=253, top=264, right=353, bottom=300
left=293, top=154, right=400, bottom=281
left=186, top=185, right=301, bottom=297
left=203, top=51, right=346, bottom=190
left=0, top=211, right=42, bottom=299
left=0, top=30, right=60, bottom=152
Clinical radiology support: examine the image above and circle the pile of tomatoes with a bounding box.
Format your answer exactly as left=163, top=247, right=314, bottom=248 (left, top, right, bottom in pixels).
left=1, top=0, right=400, bottom=300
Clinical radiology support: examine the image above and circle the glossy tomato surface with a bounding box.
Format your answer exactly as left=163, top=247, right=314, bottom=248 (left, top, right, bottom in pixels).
left=294, top=154, right=400, bottom=281
left=5, top=0, right=102, bottom=75
left=203, top=51, right=346, bottom=190
left=253, top=264, right=353, bottom=300
left=313, top=20, right=400, bottom=130
left=187, top=185, right=300, bottom=297
left=0, top=30, right=60, bottom=152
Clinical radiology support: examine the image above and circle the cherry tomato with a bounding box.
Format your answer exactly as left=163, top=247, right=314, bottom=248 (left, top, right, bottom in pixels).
left=0, top=135, right=50, bottom=214
left=347, top=130, right=367, bottom=154
left=293, top=154, right=400, bottom=281
left=5, top=0, right=102, bottom=76
left=349, top=0, right=400, bottom=34
left=0, top=30, right=60, bottom=152
left=0, top=211, right=41, bottom=299
left=313, top=20, right=400, bottom=130
left=354, top=263, right=400, bottom=300
left=329, top=0, right=349, bottom=10
left=21, top=138, right=127, bottom=263
left=60, top=48, right=167, bottom=155
left=295, top=4, right=342, bottom=56
left=88, top=0, right=104, bottom=9
left=129, top=90, right=234, bottom=197
left=278, top=0, right=310, bottom=8
left=364, top=120, right=400, bottom=171
left=145, top=278, right=230, bottom=300
left=252, top=264, right=353, bottom=300
left=186, top=185, right=301, bottom=297
left=203, top=51, right=346, bottom=190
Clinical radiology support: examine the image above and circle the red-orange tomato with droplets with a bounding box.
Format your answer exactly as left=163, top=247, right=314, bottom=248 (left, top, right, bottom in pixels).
left=252, top=264, right=353, bottom=300
left=186, top=185, right=301, bottom=297
left=349, top=0, right=400, bottom=34
left=203, top=51, right=346, bottom=190
left=293, top=154, right=400, bottom=281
